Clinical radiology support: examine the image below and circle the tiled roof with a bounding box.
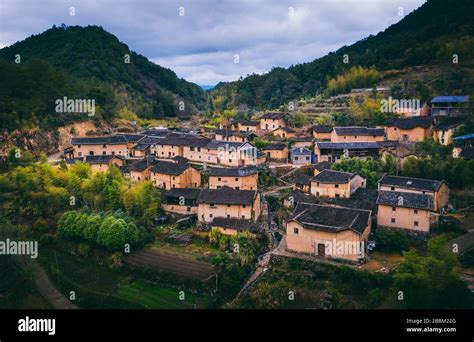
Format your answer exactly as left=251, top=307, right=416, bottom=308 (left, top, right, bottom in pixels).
left=236, top=120, right=259, bottom=126
left=143, top=129, right=172, bottom=137
left=158, top=134, right=211, bottom=147
left=274, top=127, right=295, bottom=133
left=262, top=143, right=287, bottom=151
left=314, top=161, right=332, bottom=171
left=206, top=140, right=251, bottom=150
left=312, top=125, right=332, bottom=133
left=116, top=134, right=146, bottom=143
left=261, top=112, right=286, bottom=120
left=197, top=187, right=257, bottom=205
left=294, top=174, right=312, bottom=185
left=312, top=169, right=359, bottom=184
left=130, top=157, right=155, bottom=172
left=83, top=155, right=116, bottom=164
left=388, top=116, right=433, bottom=129
left=376, top=190, right=435, bottom=210
left=71, top=135, right=127, bottom=145
left=431, top=96, right=469, bottom=104
left=378, top=174, right=443, bottom=192
left=162, top=188, right=201, bottom=205
left=211, top=217, right=258, bottom=233
left=334, top=126, right=385, bottom=136
left=433, top=117, right=465, bottom=131
left=209, top=166, right=258, bottom=177
left=291, top=147, right=312, bottom=155
left=315, top=142, right=380, bottom=150
left=290, top=203, right=371, bottom=234
left=151, top=161, right=191, bottom=175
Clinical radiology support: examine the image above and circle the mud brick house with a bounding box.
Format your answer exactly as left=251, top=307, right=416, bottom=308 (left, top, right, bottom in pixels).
left=197, top=187, right=261, bottom=223
left=260, top=112, right=287, bottom=131
left=312, top=125, right=332, bottom=140
left=262, top=143, right=288, bottom=162
left=204, top=141, right=259, bottom=167
left=72, top=135, right=129, bottom=158
left=210, top=217, right=258, bottom=236
left=433, top=117, right=464, bottom=146
left=313, top=161, right=332, bottom=176
left=68, top=155, right=126, bottom=173
left=286, top=203, right=372, bottom=262
left=290, top=136, right=313, bottom=149
left=152, top=133, right=210, bottom=160
left=314, top=141, right=381, bottom=162
left=150, top=161, right=201, bottom=190
left=310, top=169, right=366, bottom=198
left=293, top=174, right=312, bottom=192
left=376, top=174, right=449, bottom=232
left=331, top=127, right=385, bottom=142
left=235, top=120, right=260, bottom=132
left=209, top=166, right=258, bottom=190
left=386, top=116, right=433, bottom=142
left=161, top=188, right=201, bottom=215
left=214, top=129, right=249, bottom=143
left=129, top=156, right=155, bottom=181
left=272, top=127, right=296, bottom=139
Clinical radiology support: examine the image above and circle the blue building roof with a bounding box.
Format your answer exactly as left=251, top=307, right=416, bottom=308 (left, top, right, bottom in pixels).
left=453, top=133, right=474, bottom=141
left=431, top=96, right=469, bottom=104
left=291, top=147, right=312, bottom=155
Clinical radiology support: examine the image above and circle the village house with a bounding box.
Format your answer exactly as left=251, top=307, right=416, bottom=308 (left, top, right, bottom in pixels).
left=291, top=147, right=313, bottom=165
left=433, top=117, right=464, bottom=146
left=261, top=144, right=288, bottom=162
left=272, top=127, right=296, bottom=139
left=431, top=95, right=470, bottom=117
left=386, top=116, right=433, bottom=142
left=209, top=166, right=258, bottom=190
left=331, top=127, right=385, bottom=142
left=290, top=136, right=313, bottom=149
left=312, top=125, right=332, bottom=140
left=377, top=174, right=449, bottom=212
left=129, top=156, right=155, bottom=181
left=293, top=174, right=312, bottom=192
left=235, top=119, right=260, bottom=132
left=310, top=169, right=366, bottom=198
left=68, top=155, right=126, bottom=173
left=71, top=136, right=129, bottom=158
left=210, top=217, right=258, bottom=236
left=314, top=141, right=381, bottom=163
left=313, top=161, right=332, bottom=176
left=197, top=187, right=261, bottom=223
left=152, top=133, right=210, bottom=160
left=214, top=129, right=250, bottom=143
left=203, top=141, right=259, bottom=167
left=260, top=112, right=287, bottom=131
left=286, top=202, right=372, bottom=262
left=161, top=187, right=201, bottom=215
left=150, top=161, right=201, bottom=190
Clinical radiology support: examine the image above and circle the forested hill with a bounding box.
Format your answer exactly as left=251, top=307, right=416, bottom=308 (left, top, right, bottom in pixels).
left=211, top=0, right=474, bottom=110
left=0, top=25, right=207, bottom=130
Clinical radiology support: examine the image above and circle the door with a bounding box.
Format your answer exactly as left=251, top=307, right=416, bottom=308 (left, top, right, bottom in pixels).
left=317, top=244, right=325, bottom=257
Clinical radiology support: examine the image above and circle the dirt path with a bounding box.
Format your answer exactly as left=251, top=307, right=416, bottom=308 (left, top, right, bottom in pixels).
left=15, top=256, right=78, bottom=309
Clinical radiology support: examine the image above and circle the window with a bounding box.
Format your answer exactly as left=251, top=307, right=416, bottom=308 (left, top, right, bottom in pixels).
left=89, top=151, right=94, bottom=155
left=235, top=178, right=238, bottom=181
left=227, top=215, right=230, bottom=218
left=414, top=221, right=419, bottom=227
left=227, top=204, right=231, bottom=207
left=335, top=194, right=340, bottom=198
left=102, top=151, right=106, bottom=155
left=306, top=156, right=310, bottom=160
left=187, top=207, right=191, bottom=212
left=242, top=205, right=246, bottom=208
left=294, top=228, right=299, bottom=234
left=391, top=218, right=396, bottom=223
left=335, top=184, right=339, bottom=188
left=316, top=192, right=320, bottom=196
left=210, top=203, right=215, bottom=207
left=209, top=214, right=213, bottom=218
left=103, top=144, right=107, bottom=148
left=78, top=152, right=82, bottom=157
left=197, top=147, right=201, bottom=152
left=391, top=187, right=395, bottom=191
left=317, top=182, right=320, bottom=186
left=242, top=215, right=245, bottom=219
left=414, top=209, right=418, bottom=214
left=218, top=177, right=221, bottom=181
left=172, top=176, right=175, bottom=180
left=78, top=145, right=81, bottom=148
left=235, top=187, right=240, bottom=190
left=190, top=147, right=195, bottom=151
left=392, top=207, right=396, bottom=212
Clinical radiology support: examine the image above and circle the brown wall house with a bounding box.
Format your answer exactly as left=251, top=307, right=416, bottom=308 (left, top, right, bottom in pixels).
left=262, top=144, right=288, bottom=162
left=331, top=127, right=385, bottom=142
left=197, top=187, right=261, bottom=223
left=260, top=112, right=287, bottom=131
left=286, top=203, right=372, bottom=262
left=310, top=169, right=366, bottom=198
left=210, top=217, right=258, bottom=236
left=386, top=117, right=433, bottom=142
left=312, top=126, right=332, bottom=140
left=73, top=155, right=125, bottom=173
left=209, top=167, right=258, bottom=190
left=150, top=161, right=201, bottom=190
left=161, top=188, right=201, bottom=215
left=236, top=120, right=260, bottom=132
left=72, top=136, right=129, bottom=158
left=272, top=127, right=296, bottom=139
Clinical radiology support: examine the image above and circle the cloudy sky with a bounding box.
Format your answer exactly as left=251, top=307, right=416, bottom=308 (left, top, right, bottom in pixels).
left=0, top=0, right=426, bottom=86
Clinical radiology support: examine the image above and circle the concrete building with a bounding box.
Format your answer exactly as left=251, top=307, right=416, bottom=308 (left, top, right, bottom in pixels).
left=291, top=147, right=313, bottom=165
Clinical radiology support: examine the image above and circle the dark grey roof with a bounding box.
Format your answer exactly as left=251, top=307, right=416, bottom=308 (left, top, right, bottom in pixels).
left=261, top=112, right=286, bottom=120
left=197, top=187, right=257, bottom=205
left=262, top=143, right=287, bottom=151
left=274, top=127, right=295, bottom=133
left=312, top=169, right=359, bottom=184
left=116, top=134, right=146, bottom=143
left=460, top=147, right=474, bottom=160
left=143, top=129, right=172, bottom=138
left=376, top=190, right=435, bottom=210
left=71, top=135, right=127, bottom=145
left=434, top=117, right=465, bottom=131
left=312, top=125, right=332, bottom=133
left=158, top=134, right=211, bottom=148
left=294, top=174, right=312, bottom=185
left=162, top=188, right=201, bottom=205
left=290, top=203, right=371, bottom=234
left=314, top=161, right=332, bottom=171
left=388, top=116, right=433, bottom=129
left=315, top=142, right=381, bottom=150
left=291, top=147, right=312, bottom=155
left=325, top=188, right=379, bottom=213
left=83, top=155, right=116, bottom=164
left=206, top=140, right=249, bottom=150
left=236, top=120, right=259, bottom=126
left=290, top=136, right=313, bottom=142
left=151, top=161, right=191, bottom=175
left=378, top=174, right=443, bottom=192
left=130, top=157, right=155, bottom=172
left=211, top=217, right=258, bottom=233
left=286, top=190, right=320, bottom=205
left=172, top=156, right=189, bottom=164
left=334, top=126, right=385, bottom=136
left=209, top=166, right=258, bottom=177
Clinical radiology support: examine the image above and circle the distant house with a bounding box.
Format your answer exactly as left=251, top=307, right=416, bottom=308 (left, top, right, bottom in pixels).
left=431, top=96, right=470, bottom=117
left=236, top=120, right=260, bottom=132
left=71, top=136, right=129, bottom=158
left=196, top=187, right=261, bottom=223
left=310, top=169, right=366, bottom=198
left=433, top=117, right=464, bottom=145
left=260, top=112, right=287, bottom=131
left=314, top=141, right=381, bottom=163
left=214, top=129, right=252, bottom=143
left=272, top=127, right=296, bottom=139
left=291, top=147, right=313, bottom=165
left=331, top=127, right=385, bottom=143
left=130, top=156, right=155, bottom=181
left=261, top=144, right=288, bottom=162
left=211, top=217, right=258, bottom=236
left=69, top=155, right=125, bottom=173
left=313, top=161, right=332, bottom=176
left=209, top=166, right=258, bottom=190
left=286, top=203, right=372, bottom=262
left=293, top=174, right=312, bottom=192
left=290, top=136, right=313, bottom=149
left=150, top=161, right=201, bottom=190
left=161, top=188, right=201, bottom=215
left=386, top=117, right=433, bottom=142
left=312, top=125, right=332, bottom=140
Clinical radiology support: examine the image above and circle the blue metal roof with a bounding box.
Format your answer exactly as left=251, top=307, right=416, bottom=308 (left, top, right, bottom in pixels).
left=431, top=96, right=469, bottom=104
left=453, top=133, right=474, bottom=141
